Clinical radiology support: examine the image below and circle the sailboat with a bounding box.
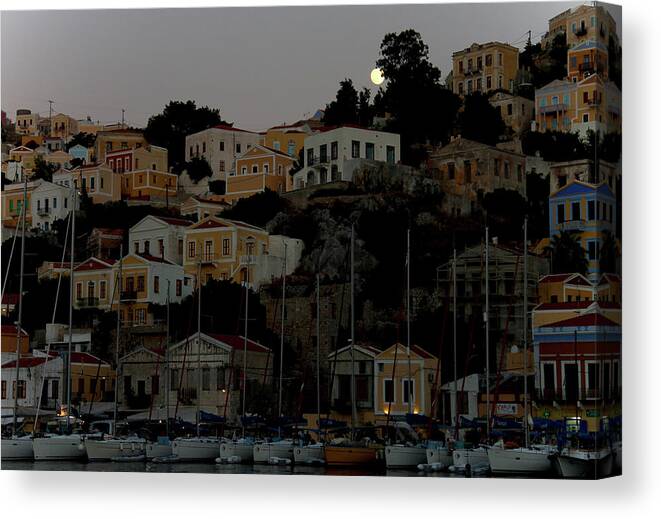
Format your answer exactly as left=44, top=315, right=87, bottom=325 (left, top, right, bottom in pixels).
left=486, top=217, right=555, bottom=475
left=84, top=246, right=147, bottom=461
left=325, top=225, right=383, bottom=468
left=33, top=186, right=86, bottom=461
left=294, top=274, right=326, bottom=465
left=1, top=177, right=35, bottom=461
left=171, top=259, right=220, bottom=461
left=385, top=229, right=427, bottom=470
left=254, top=250, right=294, bottom=464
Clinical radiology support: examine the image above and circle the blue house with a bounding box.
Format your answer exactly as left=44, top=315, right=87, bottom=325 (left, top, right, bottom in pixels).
left=68, top=144, right=90, bottom=164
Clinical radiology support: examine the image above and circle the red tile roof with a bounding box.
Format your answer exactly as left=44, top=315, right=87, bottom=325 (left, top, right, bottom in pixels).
left=207, top=333, right=270, bottom=353
left=192, top=196, right=230, bottom=206
left=74, top=257, right=116, bottom=272
left=544, top=313, right=619, bottom=328
left=535, top=301, right=621, bottom=311
left=70, top=352, right=110, bottom=365
left=154, top=216, right=193, bottom=227
left=539, top=274, right=574, bottom=284
left=212, top=124, right=257, bottom=134
left=136, top=253, right=175, bottom=264
left=2, top=356, right=52, bottom=369
left=1, top=293, right=19, bottom=305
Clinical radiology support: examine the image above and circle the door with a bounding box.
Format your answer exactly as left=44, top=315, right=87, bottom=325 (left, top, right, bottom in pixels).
left=564, top=364, right=579, bottom=401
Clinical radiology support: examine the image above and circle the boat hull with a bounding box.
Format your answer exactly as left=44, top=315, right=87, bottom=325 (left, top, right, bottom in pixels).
left=554, top=450, right=613, bottom=479
left=1, top=437, right=34, bottom=460
left=146, top=442, right=172, bottom=460
left=219, top=441, right=254, bottom=463
left=385, top=445, right=427, bottom=468
left=171, top=438, right=220, bottom=461
left=426, top=446, right=453, bottom=467
left=293, top=444, right=325, bottom=464
left=487, top=447, right=553, bottom=474
left=85, top=438, right=146, bottom=461
left=33, top=435, right=86, bottom=461
left=253, top=442, right=294, bottom=463
left=452, top=447, right=489, bottom=470
left=324, top=445, right=383, bottom=467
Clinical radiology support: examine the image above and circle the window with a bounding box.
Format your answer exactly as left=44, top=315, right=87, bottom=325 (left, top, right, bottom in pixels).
left=571, top=201, right=581, bottom=221
left=517, top=164, right=523, bottom=182
left=331, top=165, right=340, bottom=181
left=507, top=103, right=513, bottom=116
left=351, top=140, right=360, bottom=158
left=320, top=144, right=327, bottom=163
left=176, top=279, right=182, bottom=296
left=263, top=164, right=269, bottom=174
left=447, top=163, right=455, bottom=180
left=222, top=238, right=231, bottom=256
left=216, top=367, right=226, bottom=390
left=273, top=140, right=280, bottom=150
left=236, top=143, right=241, bottom=154
left=557, top=204, right=565, bottom=223
left=51, top=379, right=58, bottom=399
left=252, top=165, right=258, bottom=174
left=219, top=141, right=225, bottom=151
left=588, top=241, right=597, bottom=261
left=486, top=54, right=492, bottom=66
left=202, top=142, right=206, bottom=154
left=403, top=378, right=414, bottom=404
left=486, top=76, right=492, bottom=90
left=588, top=200, right=595, bottom=220
left=241, top=166, right=247, bottom=175
left=497, top=52, right=503, bottom=66
left=76, top=282, right=82, bottom=300
left=331, top=141, right=338, bottom=160
left=202, top=368, right=210, bottom=391
left=154, top=276, right=160, bottom=294
left=464, top=161, right=472, bottom=183
left=504, top=161, right=510, bottom=178
left=204, top=240, right=213, bottom=261
left=287, top=140, right=296, bottom=156
left=100, top=280, right=106, bottom=300
left=493, top=158, right=500, bottom=176
left=365, top=143, right=375, bottom=160
left=134, top=241, right=140, bottom=254
left=15, top=380, right=26, bottom=399
left=144, top=241, right=150, bottom=254
left=137, top=275, right=145, bottom=292
left=219, top=160, right=225, bottom=172
left=188, top=241, right=196, bottom=259
left=1, top=381, right=5, bottom=399
left=386, top=145, right=395, bottom=165
left=583, top=114, right=589, bottom=123
left=307, top=148, right=314, bottom=165
left=384, top=379, right=394, bottom=403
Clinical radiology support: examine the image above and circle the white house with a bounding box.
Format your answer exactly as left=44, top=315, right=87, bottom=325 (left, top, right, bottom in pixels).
left=31, top=180, right=76, bottom=232
left=129, top=215, right=193, bottom=265
left=292, top=126, right=401, bottom=190
left=1, top=352, right=62, bottom=412
left=252, top=235, right=304, bottom=287
left=184, top=124, right=261, bottom=183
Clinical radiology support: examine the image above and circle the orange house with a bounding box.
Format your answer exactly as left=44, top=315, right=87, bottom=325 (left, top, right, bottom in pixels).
left=1, top=325, right=29, bottom=357
left=121, top=169, right=178, bottom=202
left=226, top=145, right=294, bottom=202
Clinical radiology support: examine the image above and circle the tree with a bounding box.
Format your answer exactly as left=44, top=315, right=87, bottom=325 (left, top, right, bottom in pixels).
left=376, top=29, right=461, bottom=165
left=526, top=171, right=550, bottom=241
left=185, top=156, right=214, bottom=183
left=481, top=189, right=526, bottom=241
left=66, top=132, right=96, bottom=151
left=144, top=100, right=225, bottom=171
left=458, top=92, right=506, bottom=145
left=208, top=180, right=226, bottom=195
left=599, top=230, right=618, bottom=274
left=323, top=79, right=360, bottom=126
left=220, top=189, right=290, bottom=228
left=31, top=156, right=60, bottom=182
left=545, top=231, right=588, bottom=275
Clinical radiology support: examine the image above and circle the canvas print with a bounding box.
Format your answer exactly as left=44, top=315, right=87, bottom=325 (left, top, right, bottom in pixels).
left=0, top=2, right=622, bottom=479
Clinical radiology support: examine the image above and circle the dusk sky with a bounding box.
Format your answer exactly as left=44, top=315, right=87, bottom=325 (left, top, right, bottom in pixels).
left=1, top=2, right=620, bottom=131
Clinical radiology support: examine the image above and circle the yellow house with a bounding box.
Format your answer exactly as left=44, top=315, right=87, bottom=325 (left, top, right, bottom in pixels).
left=44, top=150, right=72, bottom=169
left=71, top=165, right=123, bottom=204
left=183, top=216, right=269, bottom=287
left=94, top=129, right=147, bottom=163
left=73, top=257, right=117, bottom=312
left=263, top=124, right=311, bottom=158
left=226, top=145, right=294, bottom=202
left=50, top=113, right=79, bottom=139
left=121, top=169, right=178, bottom=202
left=70, top=352, right=115, bottom=405
left=8, top=146, right=38, bottom=171
left=452, top=41, right=519, bottom=95
left=538, top=273, right=595, bottom=304
left=15, top=110, right=39, bottom=136
left=180, top=196, right=231, bottom=221
left=374, top=343, right=438, bottom=419
left=1, top=180, right=36, bottom=228
left=106, top=145, right=168, bottom=174
left=596, top=273, right=621, bottom=304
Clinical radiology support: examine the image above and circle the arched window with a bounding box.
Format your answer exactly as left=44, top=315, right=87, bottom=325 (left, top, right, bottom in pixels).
left=307, top=170, right=315, bottom=185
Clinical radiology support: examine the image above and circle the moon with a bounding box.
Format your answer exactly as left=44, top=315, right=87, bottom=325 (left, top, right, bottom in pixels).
left=370, top=68, right=384, bottom=86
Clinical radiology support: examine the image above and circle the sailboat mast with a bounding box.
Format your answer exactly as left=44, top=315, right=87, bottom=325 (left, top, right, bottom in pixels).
left=66, top=184, right=75, bottom=432
left=316, top=273, right=321, bottom=431
left=452, top=248, right=457, bottom=426
left=485, top=226, right=490, bottom=440
left=350, top=224, right=356, bottom=437
left=523, top=217, right=529, bottom=448
left=406, top=228, right=412, bottom=415
left=242, top=261, right=250, bottom=437
left=11, top=176, right=27, bottom=434
left=196, top=259, right=202, bottom=437
left=113, top=244, right=123, bottom=432
left=165, top=279, right=171, bottom=438
left=278, top=244, right=287, bottom=435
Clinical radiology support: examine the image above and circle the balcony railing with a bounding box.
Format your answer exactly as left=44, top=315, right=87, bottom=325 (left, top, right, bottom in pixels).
left=465, top=66, right=483, bottom=76
left=178, top=387, right=197, bottom=404
left=538, top=103, right=568, bottom=114
left=121, top=290, right=138, bottom=301
left=537, top=388, right=606, bottom=402
left=76, top=296, right=99, bottom=308
left=574, top=27, right=588, bottom=37
left=240, top=255, right=257, bottom=266
left=37, top=206, right=51, bottom=216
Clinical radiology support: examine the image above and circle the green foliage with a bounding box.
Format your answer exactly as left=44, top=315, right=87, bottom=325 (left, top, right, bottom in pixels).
left=608, top=35, right=622, bottom=89
left=481, top=189, right=526, bottom=241
left=184, top=156, right=214, bottom=183
left=376, top=29, right=461, bottom=166
left=66, top=132, right=96, bottom=151
left=545, top=231, right=588, bottom=275
left=520, top=33, right=568, bottom=89
left=220, top=189, right=289, bottom=228
left=144, top=100, right=224, bottom=171
left=458, top=92, right=506, bottom=145
left=31, top=155, right=60, bottom=182
left=526, top=172, right=550, bottom=241
left=522, top=130, right=622, bottom=164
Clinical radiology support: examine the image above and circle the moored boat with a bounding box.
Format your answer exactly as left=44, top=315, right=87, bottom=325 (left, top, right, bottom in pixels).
left=85, top=437, right=147, bottom=461
left=171, top=437, right=220, bottom=461
left=294, top=443, right=325, bottom=464
left=253, top=439, right=294, bottom=463
left=426, top=441, right=453, bottom=467
left=1, top=436, right=34, bottom=460
left=146, top=439, right=173, bottom=460
left=325, top=441, right=383, bottom=467
left=487, top=445, right=555, bottom=474
left=552, top=447, right=613, bottom=479
left=385, top=444, right=427, bottom=468
left=452, top=446, right=489, bottom=471
left=219, top=438, right=254, bottom=463
left=33, top=434, right=86, bottom=461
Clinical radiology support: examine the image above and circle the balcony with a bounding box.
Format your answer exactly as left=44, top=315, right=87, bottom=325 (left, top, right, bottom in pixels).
left=537, top=388, right=605, bottom=402
left=37, top=206, right=51, bottom=216
left=465, top=66, right=483, bottom=76
left=201, top=252, right=215, bottom=264
left=574, top=27, right=588, bottom=37
left=557, top=219, right=587, bottom=232
left=538, top=103, right=568, bottom=115
left=307, top=156, right=330, bottom=169
left=240, top=255, right=257, bottom=266
left=76, top=296, right=99, bottom=308
left=178, top=387, right=197, bottom=404
left=121, top=290, right=138, bottom=301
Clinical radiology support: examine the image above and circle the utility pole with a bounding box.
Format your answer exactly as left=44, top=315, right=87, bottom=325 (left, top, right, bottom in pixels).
left=121, top=109, right=125, bottom=129
left=48, top=100, right=54, bottom=137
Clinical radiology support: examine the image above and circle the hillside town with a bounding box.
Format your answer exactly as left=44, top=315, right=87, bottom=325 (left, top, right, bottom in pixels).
left=1, top=3, right=621, bottom=477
